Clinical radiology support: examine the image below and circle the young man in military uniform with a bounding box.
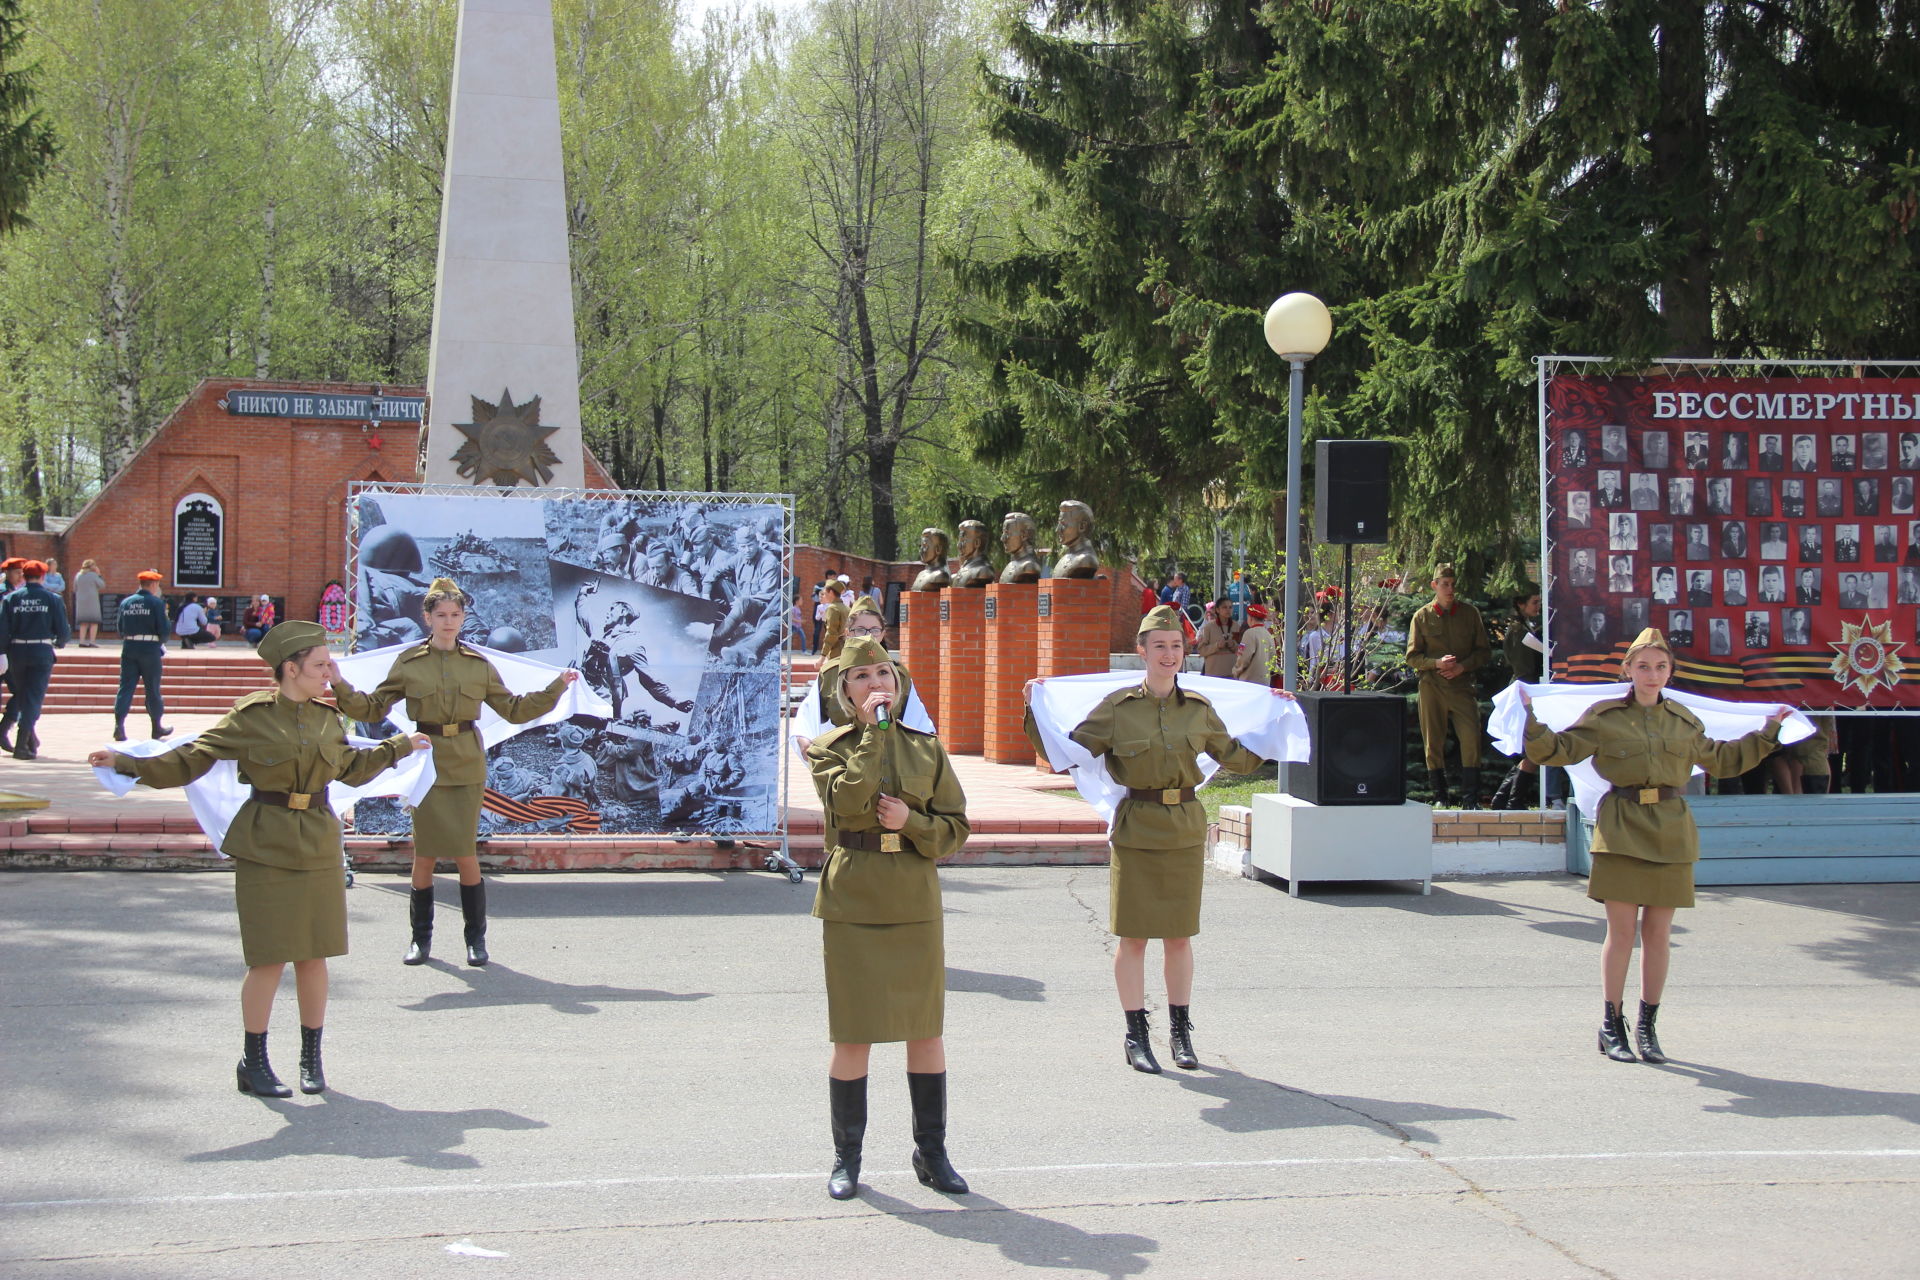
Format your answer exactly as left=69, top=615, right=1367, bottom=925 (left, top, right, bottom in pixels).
left=113, top=569, right=172, bottom=742
left=0, top=561, right=71, bottom=759
left=1405, top=563, right=1491, bottom=808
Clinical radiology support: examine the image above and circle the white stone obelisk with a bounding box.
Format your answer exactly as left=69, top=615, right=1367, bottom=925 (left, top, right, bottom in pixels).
left=421, top=0, right=584, bottom=488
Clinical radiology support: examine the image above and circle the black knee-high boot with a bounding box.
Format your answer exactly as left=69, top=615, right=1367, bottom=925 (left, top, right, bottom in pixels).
left=403, top=887, right=434, bottom=965
left=298, top=1025, right=326, bottom=1094
left=907, top=1071, right=968, bottom=1194
left=1123, top=1008, right=1161, bottom=1074
left=827, top=1076, right=866, bottom=1200
left=1429, top=766, right=1452, bottom=808
left=236, top=1030, right=292, bottom=1097
left=461, top=880, right=489, bottom=967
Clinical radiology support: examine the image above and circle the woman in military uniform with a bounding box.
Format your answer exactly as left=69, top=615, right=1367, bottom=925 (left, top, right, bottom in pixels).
left=1521, top=629, right=1788, bottom=1063
left=88, top=622, right=428, bottom=1097
left=791, top=597, right=933, bottom=758
left=819, top=596, right=850, bottom=662
left=806, top=635, right=971, bottom=1201
left=1027, top=605, right=1288, bottom=1075
left=329, top=578, right=575, bottom=967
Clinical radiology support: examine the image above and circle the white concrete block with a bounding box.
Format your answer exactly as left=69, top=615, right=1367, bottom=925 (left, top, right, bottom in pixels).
left=1430, top=841, right=1564, bottom=876
left=1249, top=793, right=1433, bottom=896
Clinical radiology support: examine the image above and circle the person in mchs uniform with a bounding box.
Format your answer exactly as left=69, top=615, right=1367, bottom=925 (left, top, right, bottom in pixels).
left=806, top=636, right=971, bottom=1201
left=113, top=570, right=172, bottom=742
left=1520, top=630, right=1788, bottom=1063
left=0, top=560, right=71, bottom=760
left=89, top=622, right=430, bottom=1097
left=1406, top=564, right=1492, bottom=808
left=1024, top=606, right=1293, bottom=1075
left=330, top=578, right=576, bottom=967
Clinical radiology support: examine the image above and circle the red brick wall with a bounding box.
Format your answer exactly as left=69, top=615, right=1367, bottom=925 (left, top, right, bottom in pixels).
left=936, top=588, right=986, bottom=753
left=982, top=583, right=1039, bottom=764
left=896, top=591, right=943, bottom=720
left=49, top=378, right=615, bottom=623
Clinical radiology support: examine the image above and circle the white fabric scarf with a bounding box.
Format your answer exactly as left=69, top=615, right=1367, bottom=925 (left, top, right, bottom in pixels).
left=330, top=641, right=610, bottom=741
left=1025, top=672, right=1313, bottom=833
left=1488, top=680, right=1816, bottom=822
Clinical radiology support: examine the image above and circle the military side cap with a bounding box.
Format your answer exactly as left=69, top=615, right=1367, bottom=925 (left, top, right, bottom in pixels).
left=1432, top=562, right=1458, bottom=580
left=426, top=576, right=463, bottom=599
left=257, top=620, right=328, bottom=668
left=839, top=635, right=890, bottom=668
left=1138, top=604, right=1184, bottom=635
left=1623, top=627, right=1672, bottom=657
left=136, top=569, right=164, bottom=582
left=850, top=594, right=883, bottom=618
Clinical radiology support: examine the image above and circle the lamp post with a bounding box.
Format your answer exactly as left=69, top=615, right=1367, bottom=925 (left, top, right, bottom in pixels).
left=1262, top=292, right=1332, bottom=693
left=1202, top=478, right=1231, bottom=605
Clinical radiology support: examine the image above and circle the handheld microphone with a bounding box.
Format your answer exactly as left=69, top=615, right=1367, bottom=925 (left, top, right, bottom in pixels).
left=875, top=698, right=892, bottom=728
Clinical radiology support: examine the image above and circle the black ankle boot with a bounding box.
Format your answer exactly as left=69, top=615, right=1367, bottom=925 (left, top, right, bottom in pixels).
left=1168, top=1004, right=1199, bottom=1070
left=236, top=1030, right=292, bottom=1097
left=298, top=1025, right=327, bottom=1093
left=827, top=1075, right=867, bottom=1200
left=1598, top=1001, right=1638, bottom=1062
left=112, top=719, right=127, bottom=742
left=1635, top=1000, right=1667, bottom=1064
left=907, top=1071, right=968, bottom=1194
left=460, top=880, right=489, bottom=966
left=1123, top=1008, right=1161, bottom=1074
left=403, top=887, right=434, bottom=965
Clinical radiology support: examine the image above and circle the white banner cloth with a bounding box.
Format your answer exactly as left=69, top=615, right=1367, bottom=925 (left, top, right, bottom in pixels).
left=331, top=642, right=610, bottom=742
left=790, top=679, right=935, bottom=760
left=1488, top=681, right=1815, bottom=821
left=1025, top=672, right=1312, bottom=833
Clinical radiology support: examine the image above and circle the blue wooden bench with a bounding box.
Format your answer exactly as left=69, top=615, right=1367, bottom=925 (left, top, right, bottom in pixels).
left=1565, top=793, right=1920, bottom=885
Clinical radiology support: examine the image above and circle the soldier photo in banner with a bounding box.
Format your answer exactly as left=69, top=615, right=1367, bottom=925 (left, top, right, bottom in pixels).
left=1545, top=372, right=1920, bottom=708
left=351, top=490, right=789, bottom=836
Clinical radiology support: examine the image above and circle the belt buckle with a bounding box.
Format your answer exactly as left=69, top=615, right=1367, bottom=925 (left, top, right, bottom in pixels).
left=1161, top=788, right=1183, bottom=804
left=1638, top=787, right=1660, bottom=805
left=286, top=792, right=312, bottom=811
left=441, top=724, right=460, bottom=737
left=879, top=833, right=902, bottom=853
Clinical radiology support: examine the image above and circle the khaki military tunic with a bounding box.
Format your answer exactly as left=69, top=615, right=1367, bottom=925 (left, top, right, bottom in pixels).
left=807, top=721, right=969, bottom=1043
left=1029, top=682, right=1265, bottom=938
left=1525, top=695, right=1780, bottom=906
left=332, top=643, right=565, bottom=861
left=113, top=691, right=413, bottom=965
left=1407, top=600, right=1491, bottom=768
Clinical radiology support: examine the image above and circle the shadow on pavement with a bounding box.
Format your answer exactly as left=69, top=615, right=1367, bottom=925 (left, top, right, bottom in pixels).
left=399, top=961, right=711, bottom=1014
left=859, top=1186, right=1155, bottom=1278
left=1169, top=1065, right=1511, bottom=1141
left=945, top=967, right=1046, bottom=1002
left=360, top=873, right=816, bottom=919
left=183, top=1090, right=547, bottom=1168
left=1666, top=1062, right=1920, bottom=1124
left=1709, top=884, right=1920, bottom=987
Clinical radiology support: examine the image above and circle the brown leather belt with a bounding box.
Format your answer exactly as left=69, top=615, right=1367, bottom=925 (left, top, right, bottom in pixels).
left=416, top=719, right=477, bottom=737
left=1127, top=787, right=1197, bottom=804
left=250, top=788, right=332, bottom=813
left=838, top=830, right=907, bottom=853
left=1611, top=784, right=1681, bottom=805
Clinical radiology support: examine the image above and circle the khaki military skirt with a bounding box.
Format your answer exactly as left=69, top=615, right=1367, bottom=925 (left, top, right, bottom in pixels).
left=234, top=858, right=348, bottom=966
left=822, top=917, right=944, bottom=1043
left=1587, top=852, right=1695, bottom=909
left=412, top=783, right=482, bottom=861
left=1110, top=843, right=1204, bottom=939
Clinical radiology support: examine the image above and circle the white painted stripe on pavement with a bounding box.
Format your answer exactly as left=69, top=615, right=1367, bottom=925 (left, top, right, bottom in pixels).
left=3, top=1148, right=1916, bottom=1213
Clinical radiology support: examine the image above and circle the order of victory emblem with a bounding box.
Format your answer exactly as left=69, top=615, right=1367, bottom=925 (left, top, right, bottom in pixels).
left=451, top=388, right=561, bottom=487
left=1827, top=616, right=1907, bottom=698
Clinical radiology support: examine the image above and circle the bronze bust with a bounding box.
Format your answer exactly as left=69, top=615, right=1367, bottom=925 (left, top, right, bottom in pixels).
left=997, top=512, right=1043, bottom=584
left=951, top=520, right=994, bottom=588
left=910, top=528, right=952, bottom=591
left=1046, top=500, right=1099, bottom=579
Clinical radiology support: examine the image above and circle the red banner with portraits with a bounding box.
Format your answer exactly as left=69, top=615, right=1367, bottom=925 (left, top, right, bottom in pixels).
left=1545, top=372, right=1920, bottom=708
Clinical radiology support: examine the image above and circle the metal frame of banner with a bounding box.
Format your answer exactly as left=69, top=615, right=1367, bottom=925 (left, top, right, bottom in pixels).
left=1536, top=356, right=1920, bottom=717
left=343, top=482, right=801, bottom=873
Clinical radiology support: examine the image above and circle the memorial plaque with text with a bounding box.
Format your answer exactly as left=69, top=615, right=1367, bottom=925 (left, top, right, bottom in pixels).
left=173, top=494, right=223, bottom=589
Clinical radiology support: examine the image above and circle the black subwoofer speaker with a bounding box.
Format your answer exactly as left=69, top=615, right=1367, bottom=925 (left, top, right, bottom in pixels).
left=1315, top=439, right=1393, bottom=544
left=1283, top=692, right=1406, bottom=806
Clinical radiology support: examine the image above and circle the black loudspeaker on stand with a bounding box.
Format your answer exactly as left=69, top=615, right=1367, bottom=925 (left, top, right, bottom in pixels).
left=1315, top=439, right=1392, bottom=544
left=1284, top=693, right=1406, bottom=806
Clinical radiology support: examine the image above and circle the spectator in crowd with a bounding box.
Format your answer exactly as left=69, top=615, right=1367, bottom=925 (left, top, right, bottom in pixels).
left=1233, top=604, right=1274, bottom=685
left=203, top=597, right=225, bottom=642
left=174, top=596, right=215, bottom=648
left=1196, top=600, right=1238, bottom=677
left=42, top=557, right=64, bottom=595
left=1225, top=569, right=1252, bottom=626
left=1165, top=572, right=1191, bottom=611
left=71, top=558, right=107, bottom=647
left=243, top=594, right=277, bottom=645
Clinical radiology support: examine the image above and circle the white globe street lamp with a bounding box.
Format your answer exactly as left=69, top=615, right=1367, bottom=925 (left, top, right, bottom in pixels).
left=1263, top=292, right=1333, bottom=692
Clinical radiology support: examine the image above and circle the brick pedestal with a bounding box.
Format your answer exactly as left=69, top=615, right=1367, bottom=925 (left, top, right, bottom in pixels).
left=1033, top=577, right=1113, bottom=771
left=983, top=583, right=1039, bottom=764
left=896, top=590, right=943, bottom=727
left=937, top=588, right=987, bottom=754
